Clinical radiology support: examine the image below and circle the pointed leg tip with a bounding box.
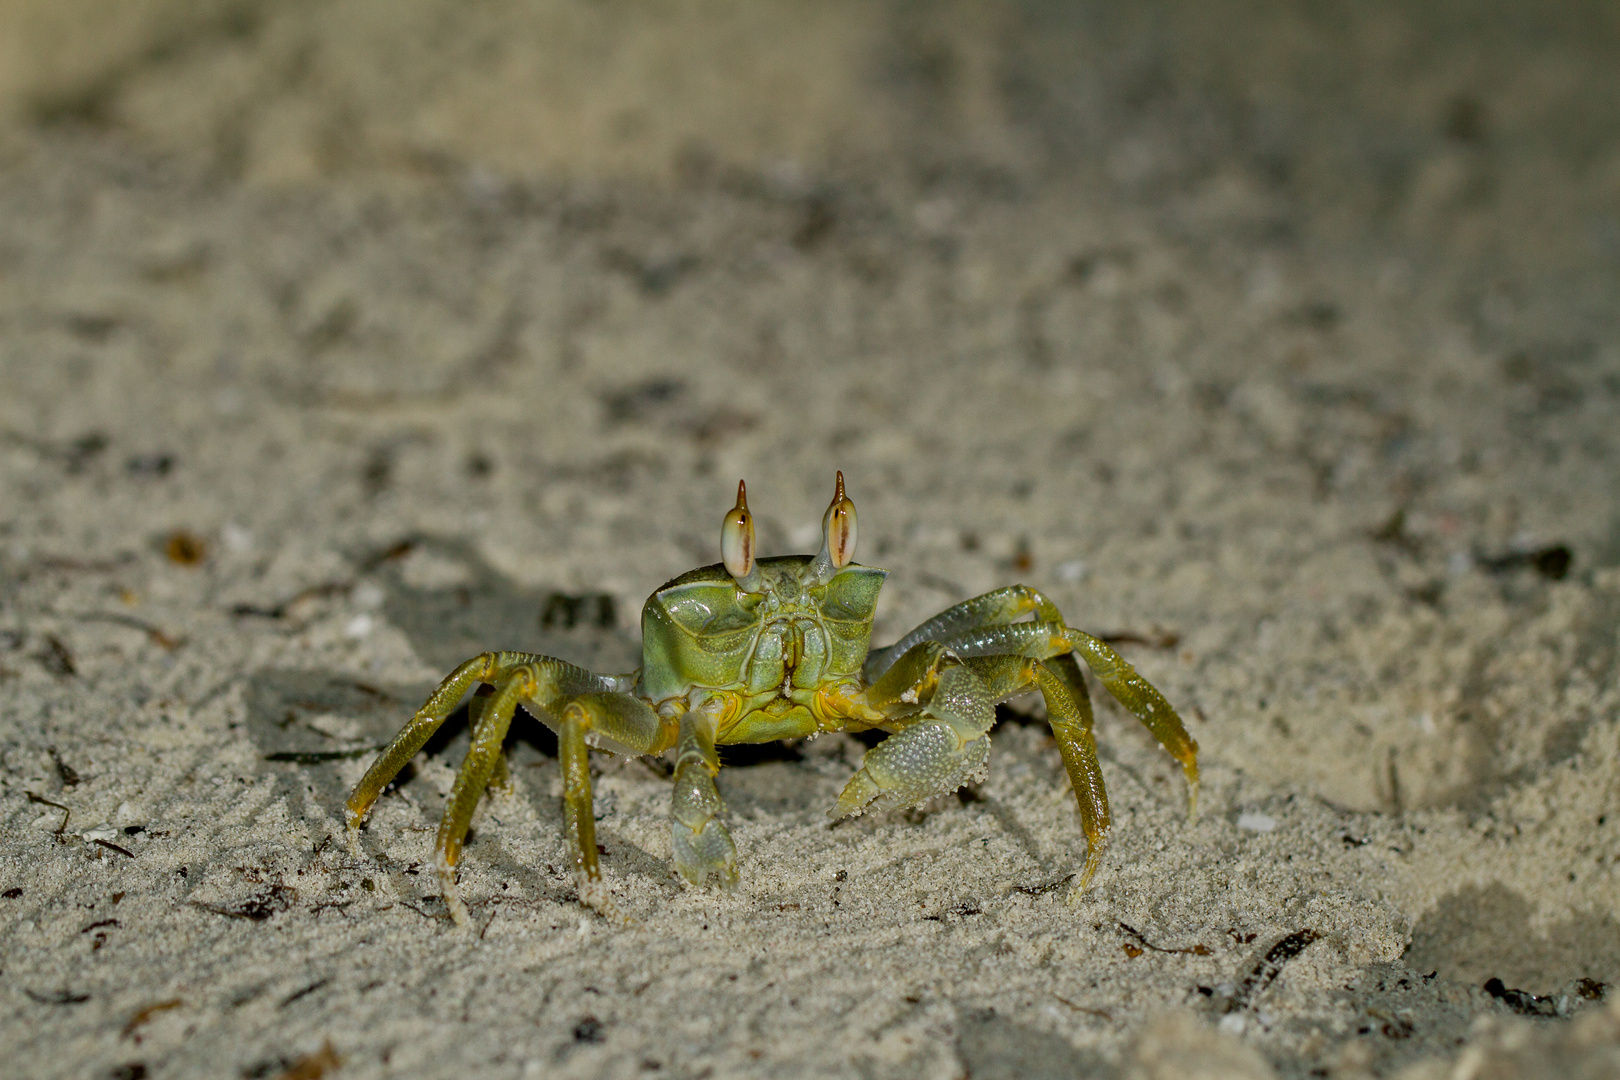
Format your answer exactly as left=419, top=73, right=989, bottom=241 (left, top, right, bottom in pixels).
left=576, top=872, right=619, bottom=917
left=1066, top=880, right=1094, bottom=906
left=441, top=883, right=471, bottom=927
left=434, top=850, right=472, bottom=927
left=1068, top=838, right=1107, bottom=901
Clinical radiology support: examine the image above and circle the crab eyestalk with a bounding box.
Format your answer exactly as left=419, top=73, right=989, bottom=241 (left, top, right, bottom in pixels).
left=809, top=471, right=857, bottom=584
left=721, top=480, right=766, bottom=593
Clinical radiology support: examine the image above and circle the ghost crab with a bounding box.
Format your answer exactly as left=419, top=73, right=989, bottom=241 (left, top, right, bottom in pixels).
left=346, top=475, right=1197, bottom=922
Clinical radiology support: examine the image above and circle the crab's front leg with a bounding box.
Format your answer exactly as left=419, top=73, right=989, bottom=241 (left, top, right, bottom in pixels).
left=862, top=584, right=1062, bottom=682
left=554, top=691, right=673, bottom=907
left=669, top=700, right=739, bottom=887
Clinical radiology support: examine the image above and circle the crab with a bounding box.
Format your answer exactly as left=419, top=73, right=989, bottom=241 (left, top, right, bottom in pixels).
left=345, top=475, right=1197, bottom=922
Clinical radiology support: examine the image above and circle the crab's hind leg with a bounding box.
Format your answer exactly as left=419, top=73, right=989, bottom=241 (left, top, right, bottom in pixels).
left=434, top=663, right=537, bottom=923
left=670, top=702, right=739, bottom=887
left=467, top=689, right=511, bottom=792
left=345, top=651, right=512, bottom=834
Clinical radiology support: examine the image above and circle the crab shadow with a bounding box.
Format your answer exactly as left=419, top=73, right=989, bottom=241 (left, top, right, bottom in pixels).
left=243, top=535, right=635, bottom=827
left=242, top=535, right=835, bottom=875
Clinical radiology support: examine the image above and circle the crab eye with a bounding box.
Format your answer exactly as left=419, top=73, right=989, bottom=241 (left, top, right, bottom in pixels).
left=721, top=479, right=756, bottom=579
left=822, top=471, right=857, bottom=569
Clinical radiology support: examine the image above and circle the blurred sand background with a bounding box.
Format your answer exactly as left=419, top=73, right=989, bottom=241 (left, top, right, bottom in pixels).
left=1, top=2, right=1618, bottom=1077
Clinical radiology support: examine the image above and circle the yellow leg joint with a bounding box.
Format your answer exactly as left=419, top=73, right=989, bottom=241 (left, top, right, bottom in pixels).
left=813, top=680, right=883, bottom=729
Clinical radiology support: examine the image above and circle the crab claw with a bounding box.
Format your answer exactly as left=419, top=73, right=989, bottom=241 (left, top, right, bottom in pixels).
left=811, top=471, right=857, bottom=583
left=722, top=480, right=765, bottom=592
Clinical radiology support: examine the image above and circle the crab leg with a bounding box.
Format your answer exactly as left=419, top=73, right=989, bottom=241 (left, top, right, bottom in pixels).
left=863, top=584, right=1063, bottom=681
left=463, top=689, right=512, bottom=791
left=955, top=651, right=1110, bottom=880
left=670, top=702, right=739, bottom=887
left=1066, top=633, right=1196, bottom=809
left=435, top=664, right=534, bottom=922
left=1030, top=655, right=1111, bottom=887
left=346, top=651, right=509, bottom=831
left=554, top=692, right=670, bottom=886
left=439, top=683, right=667, bottom=923
left=849, top=585, right=1193, bottom=890
left=869, top=648, right=1114, bottom=889
left=933, top=620, right=1198, bottom=813
left=345, top=652, right=619, bottom=830
left=346, top=652, right=643, bottom=923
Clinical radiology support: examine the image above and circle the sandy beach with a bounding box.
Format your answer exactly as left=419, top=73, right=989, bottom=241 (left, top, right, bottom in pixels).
left=1, top=3, right=1617, bottom=1077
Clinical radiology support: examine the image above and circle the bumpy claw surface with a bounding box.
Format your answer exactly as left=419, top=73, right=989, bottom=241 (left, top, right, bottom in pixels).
left=835, top=720, right=990, bottom=818
left=835, top=663, right=994, bottom=817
